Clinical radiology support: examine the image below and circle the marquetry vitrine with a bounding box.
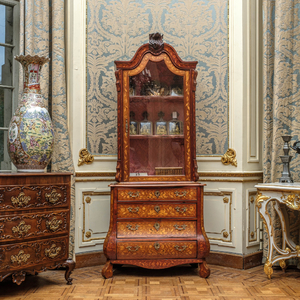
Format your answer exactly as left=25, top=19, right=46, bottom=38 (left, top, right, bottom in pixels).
left=102, top=33, right=210, bottom=278
left=0, top=173, right=75, bottom=285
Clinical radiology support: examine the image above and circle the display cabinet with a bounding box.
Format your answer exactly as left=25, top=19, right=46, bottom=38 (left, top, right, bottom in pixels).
left=102, top=33, right=210, bottom=278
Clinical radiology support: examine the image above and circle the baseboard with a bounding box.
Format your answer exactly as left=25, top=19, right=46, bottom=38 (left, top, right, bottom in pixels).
left=75, top=250, right=263, bottom=270
left=206, top=250, right=263, bottom=270
left=75, top=251, right=106, bottom=269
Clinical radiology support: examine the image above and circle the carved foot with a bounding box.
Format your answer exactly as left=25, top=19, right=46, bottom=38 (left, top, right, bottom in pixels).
left=199, top=260, right=210, bottom=278
left=12, top=271, right=26, bottom=285
left=63, top=258, right=75, bottom=285
left=102, top=261, right=113, bottom=279
left=264, top=259, right=273, bottom=279
left=279, top=259, right=287, bottom=273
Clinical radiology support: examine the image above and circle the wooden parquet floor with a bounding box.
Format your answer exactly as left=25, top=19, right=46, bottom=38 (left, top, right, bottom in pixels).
left=1, top=264, right=300, bottom=300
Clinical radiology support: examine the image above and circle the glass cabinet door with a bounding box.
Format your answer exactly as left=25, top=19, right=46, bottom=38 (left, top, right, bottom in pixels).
left=128, top=59, right=185, bottom=178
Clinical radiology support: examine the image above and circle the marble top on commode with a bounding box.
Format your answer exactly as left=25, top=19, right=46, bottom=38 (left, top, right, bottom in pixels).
left=255, top=182, right=300, bottom=191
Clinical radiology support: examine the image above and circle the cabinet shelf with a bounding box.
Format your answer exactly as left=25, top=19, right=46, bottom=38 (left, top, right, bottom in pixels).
left=130, top=135, right=184, bottom=140
left=130, top=96, right=184, bottom=102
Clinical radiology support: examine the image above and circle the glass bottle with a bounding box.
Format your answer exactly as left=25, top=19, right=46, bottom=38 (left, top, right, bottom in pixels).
left=139, top=111, right=152, bottom=135
left=168, top=111, right=183, bottom=135
left=155, top=111, right=167, bottom=135
left=129, top=111, right=138, bottom=135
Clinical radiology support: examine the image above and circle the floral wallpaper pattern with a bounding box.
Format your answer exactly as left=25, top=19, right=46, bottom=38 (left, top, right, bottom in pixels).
left=263, top=0, right=300, bottom=264
left=86, top=0, right=229, bottom=156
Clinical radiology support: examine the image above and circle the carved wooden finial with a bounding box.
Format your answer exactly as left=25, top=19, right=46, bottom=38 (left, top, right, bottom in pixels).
left=149, top=33, right=164, bottom=53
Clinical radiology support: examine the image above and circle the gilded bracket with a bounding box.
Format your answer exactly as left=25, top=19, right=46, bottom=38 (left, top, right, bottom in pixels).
left=78, top=148, right=94, bottom=167
left=221, top=148, right=237, bottom=167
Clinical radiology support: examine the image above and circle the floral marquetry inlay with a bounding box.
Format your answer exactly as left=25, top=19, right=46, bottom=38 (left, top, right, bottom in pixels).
left=12, top=221, right=31, bottom=236
left=11, top=250, right=30, bottom=265
left=11, top=193, right=31, bottom=207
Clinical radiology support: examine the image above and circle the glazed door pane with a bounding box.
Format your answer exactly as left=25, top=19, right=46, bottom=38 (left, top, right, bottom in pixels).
left=129, top=60, right=185, bottom=177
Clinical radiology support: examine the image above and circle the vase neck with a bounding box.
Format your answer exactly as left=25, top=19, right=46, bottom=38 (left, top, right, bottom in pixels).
left=23, top=63, right=42, bottom=93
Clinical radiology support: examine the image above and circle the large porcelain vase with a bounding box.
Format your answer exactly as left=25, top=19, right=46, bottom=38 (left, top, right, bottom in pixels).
left=7, top=55, right=54, bottom=172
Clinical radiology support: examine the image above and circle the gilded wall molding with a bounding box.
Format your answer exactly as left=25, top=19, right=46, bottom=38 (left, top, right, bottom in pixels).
left=78, top=148, right=94, bottom=167
left=221, top=148, right=237, bottom=167
left=248, top=191, right=258, bottom=244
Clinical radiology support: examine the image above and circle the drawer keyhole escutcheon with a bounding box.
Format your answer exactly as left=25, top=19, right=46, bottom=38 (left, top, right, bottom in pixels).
left=126, top=246, right=140, bottom=252
left=154, top=206, right=160, bottom=213
left=128, top=191, right=140, bottom=198
left=127, top=224, right=139, bottom=231
left=45, top=244, right=61, bottom=258
left=174, top=224, right=187, bottom=231
left=154, top=223, right=160, bottom=231
left=175, top=206, right=187, bottom=213
left=154, top=242, right=160, bottom=250
left=174, top=191, right=187, bottom=197
left=155, top=191, right=160, bottom=198
left=11, top=192, right=31, bottom=207
left=174, top=245, right=187, bottom=252
left=128, top=207, right=139, bottom=213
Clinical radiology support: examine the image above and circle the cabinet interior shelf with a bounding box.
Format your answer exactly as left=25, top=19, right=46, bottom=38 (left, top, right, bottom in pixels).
left=130, top=96, right=184, bottom=102
left=130, top=135, right=184, bottom=139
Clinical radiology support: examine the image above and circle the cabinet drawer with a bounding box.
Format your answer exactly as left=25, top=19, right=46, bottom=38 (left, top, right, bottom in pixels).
left=0, top=236, right=68, bottom=272
left=0, top=185, right=69, bottom=211
left=117, top=220, right=196, bottom=238
left=117, top=203, right=196, bottom=218
left=117, top=240, right=197, bottom=259
left=117, top=187, right=197, bottom=201
left=0, top=210, right=69, bottom=242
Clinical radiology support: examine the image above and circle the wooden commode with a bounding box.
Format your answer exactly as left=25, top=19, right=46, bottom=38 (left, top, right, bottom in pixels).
left=102, top=33, right=210, bottom=278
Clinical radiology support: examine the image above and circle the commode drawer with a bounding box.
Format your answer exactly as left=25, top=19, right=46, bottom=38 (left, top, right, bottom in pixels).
left=117, top=187, right=197, bottom=201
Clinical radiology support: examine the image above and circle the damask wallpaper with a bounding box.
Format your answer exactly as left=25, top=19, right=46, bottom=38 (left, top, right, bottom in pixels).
left=86, top=0, right=229, bottom=156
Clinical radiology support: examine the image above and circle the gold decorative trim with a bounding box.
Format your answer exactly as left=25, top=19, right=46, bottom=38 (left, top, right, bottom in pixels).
left=75, top=178, right=115, bottom=182
left=11, top=250, right=30, bottom=264
left=12, top=221, right=31, bottom=236
left=199, top=178, right=261, bottom=183
left=75, top=172, right=116, bottom=177
left=11, top=192, right=31, bottom=207
left=223, top=197, right=229, bottom=203
left=86, top=231, right=91, bottom=238
left=45, top=244, right=61, bottom=258
left=46, top=217, right=62, bottom=232
left=85, top=196, right=91, bottom=203
left=264, top=258, right=273, bottom=279
left=221, top=148, right=237, bottom=167
left=248, top=191, right=258, bottom=243
left=45, top=189, right=62, bottom=204
left=223, top=231, right=229, bottom=238
left=255, top=192, right=271, bottom=209
left=281, top=193, right=300, bottom=210
left=78, top=148, right=94, bottom=167
left=198, top=172, right=263, bottom=178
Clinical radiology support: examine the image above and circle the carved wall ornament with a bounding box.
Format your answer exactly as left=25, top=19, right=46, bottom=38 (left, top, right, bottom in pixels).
left=222, top=231, right=229, bottom=238
left=250, top=231, right=255, bottom=238
left=85, top=196, right=91, bottom=203
left=12, top=221, right=31, bottom=236
left=221, top=148, right=237, bottom=167
left=45, top=244, right=61, bottom=258
left=78, top=148, right=94, bottom=166
left=45, top=189, right=62, bottom=204
left=11, top=192, right=31, bottom=207
left=223, top=197, right=229, bottom=203
left=46, top=217, right=62, bottom=232
left=11, top=250, right=30, bottom=265
left=85, top=231, right=91, bottom=238
left=149, top=32, right=164, bottom=53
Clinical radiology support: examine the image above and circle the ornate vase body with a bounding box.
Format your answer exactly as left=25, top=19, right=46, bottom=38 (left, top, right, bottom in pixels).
left=7, top=55, right=54, bottom=172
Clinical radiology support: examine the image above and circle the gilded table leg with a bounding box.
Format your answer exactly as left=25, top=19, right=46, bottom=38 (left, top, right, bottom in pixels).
left=279, top=259, right=287, bottom=273
left=199, top=260, right=210, bottom=278
left=264, top=258, right=273, bottom=279
left=63, top=258, right=76, bottom=285
left=102, top=260, right=113, bottom=279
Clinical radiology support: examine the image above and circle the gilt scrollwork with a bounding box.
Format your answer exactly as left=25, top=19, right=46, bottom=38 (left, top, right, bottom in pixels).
left=78, top=148, right=94, bottom=166
left=264, top=258, right=273, bottom=279
left=255, top=192, right=271, bottom=209
left=11, top=192, right=31, bottom=207
left=46, top=217, right=62, bottom=232
left=221, top=148, right=237, bottom=167
left=12, top=221, right=31, bottom=236
left=281, top=193, right=300, bottom=210
left=11, top=250, right=30, bottom=265
left=45, top=244, right=61, bottom=259
left=45, top=189, right=62, bottom=204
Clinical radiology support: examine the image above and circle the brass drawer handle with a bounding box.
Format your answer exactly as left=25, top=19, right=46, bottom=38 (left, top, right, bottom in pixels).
left=154, top=223, right=160, bottom=231
left=126, top=246, right=140, bottom=252
left=127, top=224, right=139, bottom=231
left=11, top=250, right=30, bottom=264
left=46, top=217, right=63, bottom=232
left=154, top=242, right=160, bottom=250
left=12, top=221, right=31, bottom=236
left=174, top=191, right=187, bottom=197
left=128, top=207, right=139, bottom=213
left=154, top=205, right=160, bottom=213
left=175, top=206, right=187, bottom=213
left=155, top=191, right=160, bottom=198
left=45, top=189, right=62, bottom=204
left=11, top=192, right=31, bottom=207
left=174, top=224, right=187, bottom=231
left=174, top=245, right=187, bottom=252
left=128, top=191, right=140, bottom=198
left=45, top=244, right=61, bottom=258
